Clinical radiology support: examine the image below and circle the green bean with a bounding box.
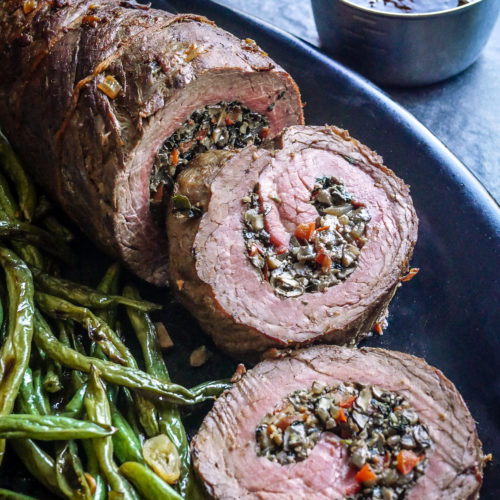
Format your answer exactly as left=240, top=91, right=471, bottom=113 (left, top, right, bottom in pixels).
left=37, top=291, right=161, bottom=437
left=32, top=268, right=160, bottom=312
left=0, top=132, right=36, bottom=221
left=0, top=171, right=20, bottom=220
left=84, top=366, right=139, bottom=500
left=118, top=462, right=183, bottom=500
left=10, top=439, right=62, bottom=496
left=16, top=368, right=40, bottom=416
left=34, top=311, right=228, bottom=404
left=0, top=247, right=35, bottom=464
left=55, top=441, right=93, bottom=500
left=41, top=215, right=74, bottom=242
left=32, top=194, right=52, bottom=222
left=57, top=320, right=86, bottom=392
left=0, top=221, right=74, bottom=264
left=110, top=402, right=144, bottom=464
left=0, top=488, right=38, bottom=500
left=42, top=362, right=63, bottom=393
left=61, top=383, right=87, bottom=418
left=0, top=414, right=116, bottom=439
left=124, top=285, right=203, bottom=498
left=32, top=369, right=51, bottom=416
left=95, top=263, right=121, bottom=329
left=192, top=379, right=232, bottom=399
left=121, top=388, right=145, bottom=444
left=81, top=440, right=106, bottom=500
left=36, top=292, right=132, bottom=366
left=0, top=172, right=45, bottom=269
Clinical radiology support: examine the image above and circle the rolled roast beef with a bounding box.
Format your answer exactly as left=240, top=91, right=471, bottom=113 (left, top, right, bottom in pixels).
left=167, top=126, right=418, bottom=358
left=191, top=345, right=485, bottom=499
left=0, top=0, right=303, bottom=284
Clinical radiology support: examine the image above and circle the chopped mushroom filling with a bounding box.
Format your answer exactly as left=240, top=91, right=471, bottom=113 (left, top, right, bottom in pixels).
left=151, top=101, right=269, bottom=222
left=243, top=177, right=371, bottom=297
left=255, top=382, right=433, bottom=500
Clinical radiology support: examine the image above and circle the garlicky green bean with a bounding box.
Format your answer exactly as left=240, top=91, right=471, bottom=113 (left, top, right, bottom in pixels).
left=0, top=488, right=38, bottom=500
left=110, top=401, right=144, bottom=465
left=0, top=135, right=233, bottom=499
left=10, top=439, right=62, bottom=497
left=0, top=132, right=36, bottom=221
left=124, top=285, right=204, bottom=499
left=36, top=292, right=133, bottom=366
left=31, top=268, right=161, bottom=312
left=0, top=414, right=116, bottom=440
left=0, top=246, right=35, bottom=464
left=84, top=366, right=139, bottom=500
left=33, top=311, right=228, bottom=405
left=41, top=215, right=74, bottom=242
left=119, top=462, right=184, bottom=500
left=0, top=221, right=74, bottom=264
left=55, top=441, right=93, bottom=500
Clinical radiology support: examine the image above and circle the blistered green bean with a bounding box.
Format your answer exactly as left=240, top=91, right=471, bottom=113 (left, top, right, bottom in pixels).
left=0, top=246, right=35, bottom=464
left=32, top=369, right=51, bottom=416
left=118, top=462, right=183, bottom=500
left=84, top=366, right=139, bottom=500
left=110, top=402, right=144, bottom=464
left=10, top=439, right=62, bottom=497
left=124, top=285, right=203, bottom=498
left=81, top=440, right=106, bottom=500
left=34, top=311, right=228, bottom=404
left=41, top=215, right=74, bottom=242
left=32, top=268, right=160, bottom=312
left=95, top=263, right=121, bottom=329
left=55, top=441, right=93, bottom=500
left=0, top=171, right=20, bottom=220
left=0, top=414, right=115, bottom=440
left=0, top=133, right=36, bottom=221
left=0, top=488, right=38, bottom=500
left=0, top=221, right=73, bottom=263
left=16, top=368, right=40, bottom=416
left=36, top=292, right=133, bottom=366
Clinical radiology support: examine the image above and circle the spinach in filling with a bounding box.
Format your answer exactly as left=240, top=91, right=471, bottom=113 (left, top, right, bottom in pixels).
left=243, top=177, right=371, bottom=298
left=255, top=382, right=433, bottom=500
left=151, top=101, right=269, bottom=208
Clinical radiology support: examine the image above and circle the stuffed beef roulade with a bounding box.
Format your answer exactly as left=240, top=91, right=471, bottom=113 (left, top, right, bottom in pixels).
left=191, top=345, right=485, bottom=500
left=0, top=0, right=303, bottom=284
left=167, top=126, right=418, bottom=357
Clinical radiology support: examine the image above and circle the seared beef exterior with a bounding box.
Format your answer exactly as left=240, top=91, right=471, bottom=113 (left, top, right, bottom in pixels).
left=0, top=0, right=303, bottom=284
left=167, top=126, right=418, bottom=358
left=191, top=345, right=485, bottom=499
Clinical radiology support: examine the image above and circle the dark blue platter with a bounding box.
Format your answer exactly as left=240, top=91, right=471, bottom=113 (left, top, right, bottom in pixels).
left=159, top=0, right=500, bottom=497
left=1, top=0, right=499, bottom=497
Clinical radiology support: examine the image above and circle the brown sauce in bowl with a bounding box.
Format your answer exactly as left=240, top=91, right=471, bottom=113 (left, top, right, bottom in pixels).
left=348, top=0, right=470, bottom=14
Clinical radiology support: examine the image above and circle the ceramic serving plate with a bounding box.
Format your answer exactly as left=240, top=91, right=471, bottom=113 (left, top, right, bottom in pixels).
left=159, top=1, right=500, bottom=497
left=2, top=0, right=499, bottom=497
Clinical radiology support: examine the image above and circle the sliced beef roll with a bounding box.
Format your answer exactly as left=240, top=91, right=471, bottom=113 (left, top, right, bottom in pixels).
left=0, top=0, right=303, bottom=285
left=167, top=126, right=418, bottom=357
left=191, top=345, right=485, bottom=500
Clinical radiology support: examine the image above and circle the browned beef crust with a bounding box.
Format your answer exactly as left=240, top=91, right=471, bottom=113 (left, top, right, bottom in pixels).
left=0, top=0, right=303, bottom=284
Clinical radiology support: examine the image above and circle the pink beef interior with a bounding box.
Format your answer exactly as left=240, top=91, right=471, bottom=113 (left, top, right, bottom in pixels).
left=194, top=128, right=415, bottom=343
left=193, top=346, right=483, bottom=500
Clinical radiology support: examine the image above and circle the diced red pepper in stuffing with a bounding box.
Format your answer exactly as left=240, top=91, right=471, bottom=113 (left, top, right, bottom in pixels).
left=295, top=222, right=316, bottom=242
left=170, top=149, right=179, bottom=167
left=339, top=395, right=356, bottom=408
left=397, top=450, right=420, bottom=475
left=356, top=464, right=377, bottom=484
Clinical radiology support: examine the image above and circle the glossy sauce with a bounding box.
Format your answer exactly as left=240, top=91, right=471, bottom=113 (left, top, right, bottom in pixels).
left=347, top=0, right=470, bottom=14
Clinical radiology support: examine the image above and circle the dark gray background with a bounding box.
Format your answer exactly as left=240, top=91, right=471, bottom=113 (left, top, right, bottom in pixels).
left=215, top=0, right=500, bottom=204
